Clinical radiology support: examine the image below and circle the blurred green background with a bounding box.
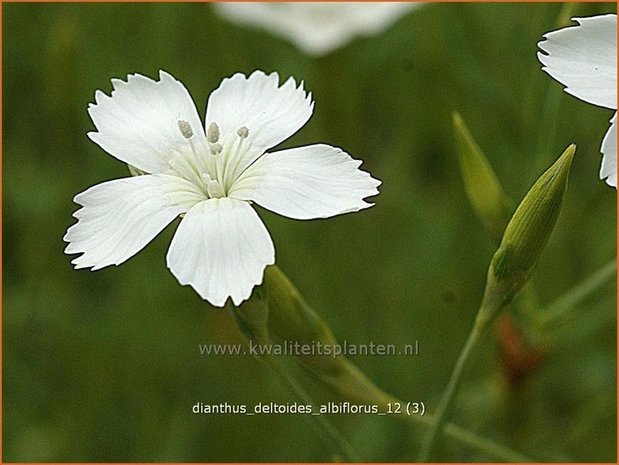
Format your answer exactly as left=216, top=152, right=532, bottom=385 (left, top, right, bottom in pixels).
left=3, top=2, right=616, bottom=462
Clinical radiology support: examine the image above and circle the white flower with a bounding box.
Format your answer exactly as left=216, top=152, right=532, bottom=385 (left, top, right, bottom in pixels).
left=214, top=2, right=422, bottom=56
left=537, top=14, right=617, bottom=187
left=64, top=70, right=380, bottom=307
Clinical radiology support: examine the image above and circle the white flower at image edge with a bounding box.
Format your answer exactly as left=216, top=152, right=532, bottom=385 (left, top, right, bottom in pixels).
left=538, top=13, right=617, bottom=187
left=64, top=71, right=380, bottom=307
left=214, top=2, right=422, bottom=56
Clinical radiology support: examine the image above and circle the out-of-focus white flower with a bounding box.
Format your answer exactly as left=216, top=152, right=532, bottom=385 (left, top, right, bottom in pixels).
left=64, top=70, right=380, bottom=307
left=538, top=14, right=617, bottom=187
left=214, top=2, right=422, bottom=56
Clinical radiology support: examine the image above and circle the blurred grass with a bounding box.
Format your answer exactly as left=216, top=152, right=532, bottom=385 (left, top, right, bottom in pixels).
left=3, top=2, right=616, bottom=462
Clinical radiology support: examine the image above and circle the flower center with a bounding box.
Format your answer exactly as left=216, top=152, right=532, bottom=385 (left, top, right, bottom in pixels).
left=169, top=120, right=251, bottom=200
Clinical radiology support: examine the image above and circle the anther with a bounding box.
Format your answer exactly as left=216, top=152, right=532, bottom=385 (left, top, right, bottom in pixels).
left=209, top=143, right=223, bottom=155
left=207, top=122, right=220, bottom=143
left=177, top=120, right=193, bottom=139
left=237, top=126, right=249, bottom=139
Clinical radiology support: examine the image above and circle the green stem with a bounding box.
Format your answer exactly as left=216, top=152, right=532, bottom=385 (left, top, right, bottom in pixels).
left=441, top=421, right=532, bottom=462
left=537, top=258, right=616, bottom=328
left=532, top=3, right=582, bottom=179
left=417, top=312, right=491, bottom=461
left=370, top=387, right=531, bottom=461
left=554, top=2, right=585, bottom=29
left=351, top=375, right=531, bottom=461
left=414, top=258, right=614, bottom=462
left=264, top=356, right=359, bottom=462
left=300, top=355, right=533, bottom=462
left=236, top=265, right=533, bottom=461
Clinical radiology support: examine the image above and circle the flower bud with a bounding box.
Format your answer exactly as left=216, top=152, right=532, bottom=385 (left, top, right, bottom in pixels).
left=453, top=112, right=513, bottom=240
left=233, top=266, right=338, bottom=363
left=259, top=267, right=395, bottom=404
left=262, top=266, right=338, bottom=347
left=233, top=267, right=409, bottom=414
left=480, top=144, right=575, bottom=322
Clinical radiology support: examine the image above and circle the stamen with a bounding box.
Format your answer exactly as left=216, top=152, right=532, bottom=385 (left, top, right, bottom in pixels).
left=207, top=122, right=220, bottom=143
left=207, top=179, right=225, bottom=199
left=178, top=120, right=193, bottom=139
left=169, top=152, right=203, bottom=188
left=237, top=126, right=249, bottom=139
left=221, top=130, right=250, bottom=190
left=209, top=143, right=223, bottom=155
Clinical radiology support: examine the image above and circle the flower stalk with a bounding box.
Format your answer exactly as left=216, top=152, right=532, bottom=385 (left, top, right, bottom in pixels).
left=230, top=277, right=358, bottom=461
left=232, top=265, right=533, bottom=462
left=538, top=258, right=616, bottom=329
left=263, top=355, right=359, bottom=462
left=417, top=145, right=575, bottom=461
left=453, top=113, right=551, bottom=385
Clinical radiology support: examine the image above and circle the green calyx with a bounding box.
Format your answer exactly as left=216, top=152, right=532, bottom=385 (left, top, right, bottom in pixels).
left=481, top=144, right=575, bottom=322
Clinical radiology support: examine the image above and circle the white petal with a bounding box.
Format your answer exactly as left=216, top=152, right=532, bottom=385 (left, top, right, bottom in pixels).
left=215, top=3, right=422, bottom=56
left=229, top=144, right=381, bottom=220
left=205, top=70, right=314, bottom=156
left=64, top=174, right=200, bottom=270
left=166, top=198, right=275, bottom=307
left=600, top=114, right=617, bottom=187
left=88, top=70, right=208, bottom=174
left=538, top=14, right=617, bottom=109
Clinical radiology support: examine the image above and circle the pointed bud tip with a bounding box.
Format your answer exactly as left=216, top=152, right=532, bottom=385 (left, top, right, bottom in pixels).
left=560, top=143, right=576, bottom=165
left=543, top=143, right=576, bottom=189
left=452, top=111, right=464, bottom=127
left=555, top=143, right=576, bottom=166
